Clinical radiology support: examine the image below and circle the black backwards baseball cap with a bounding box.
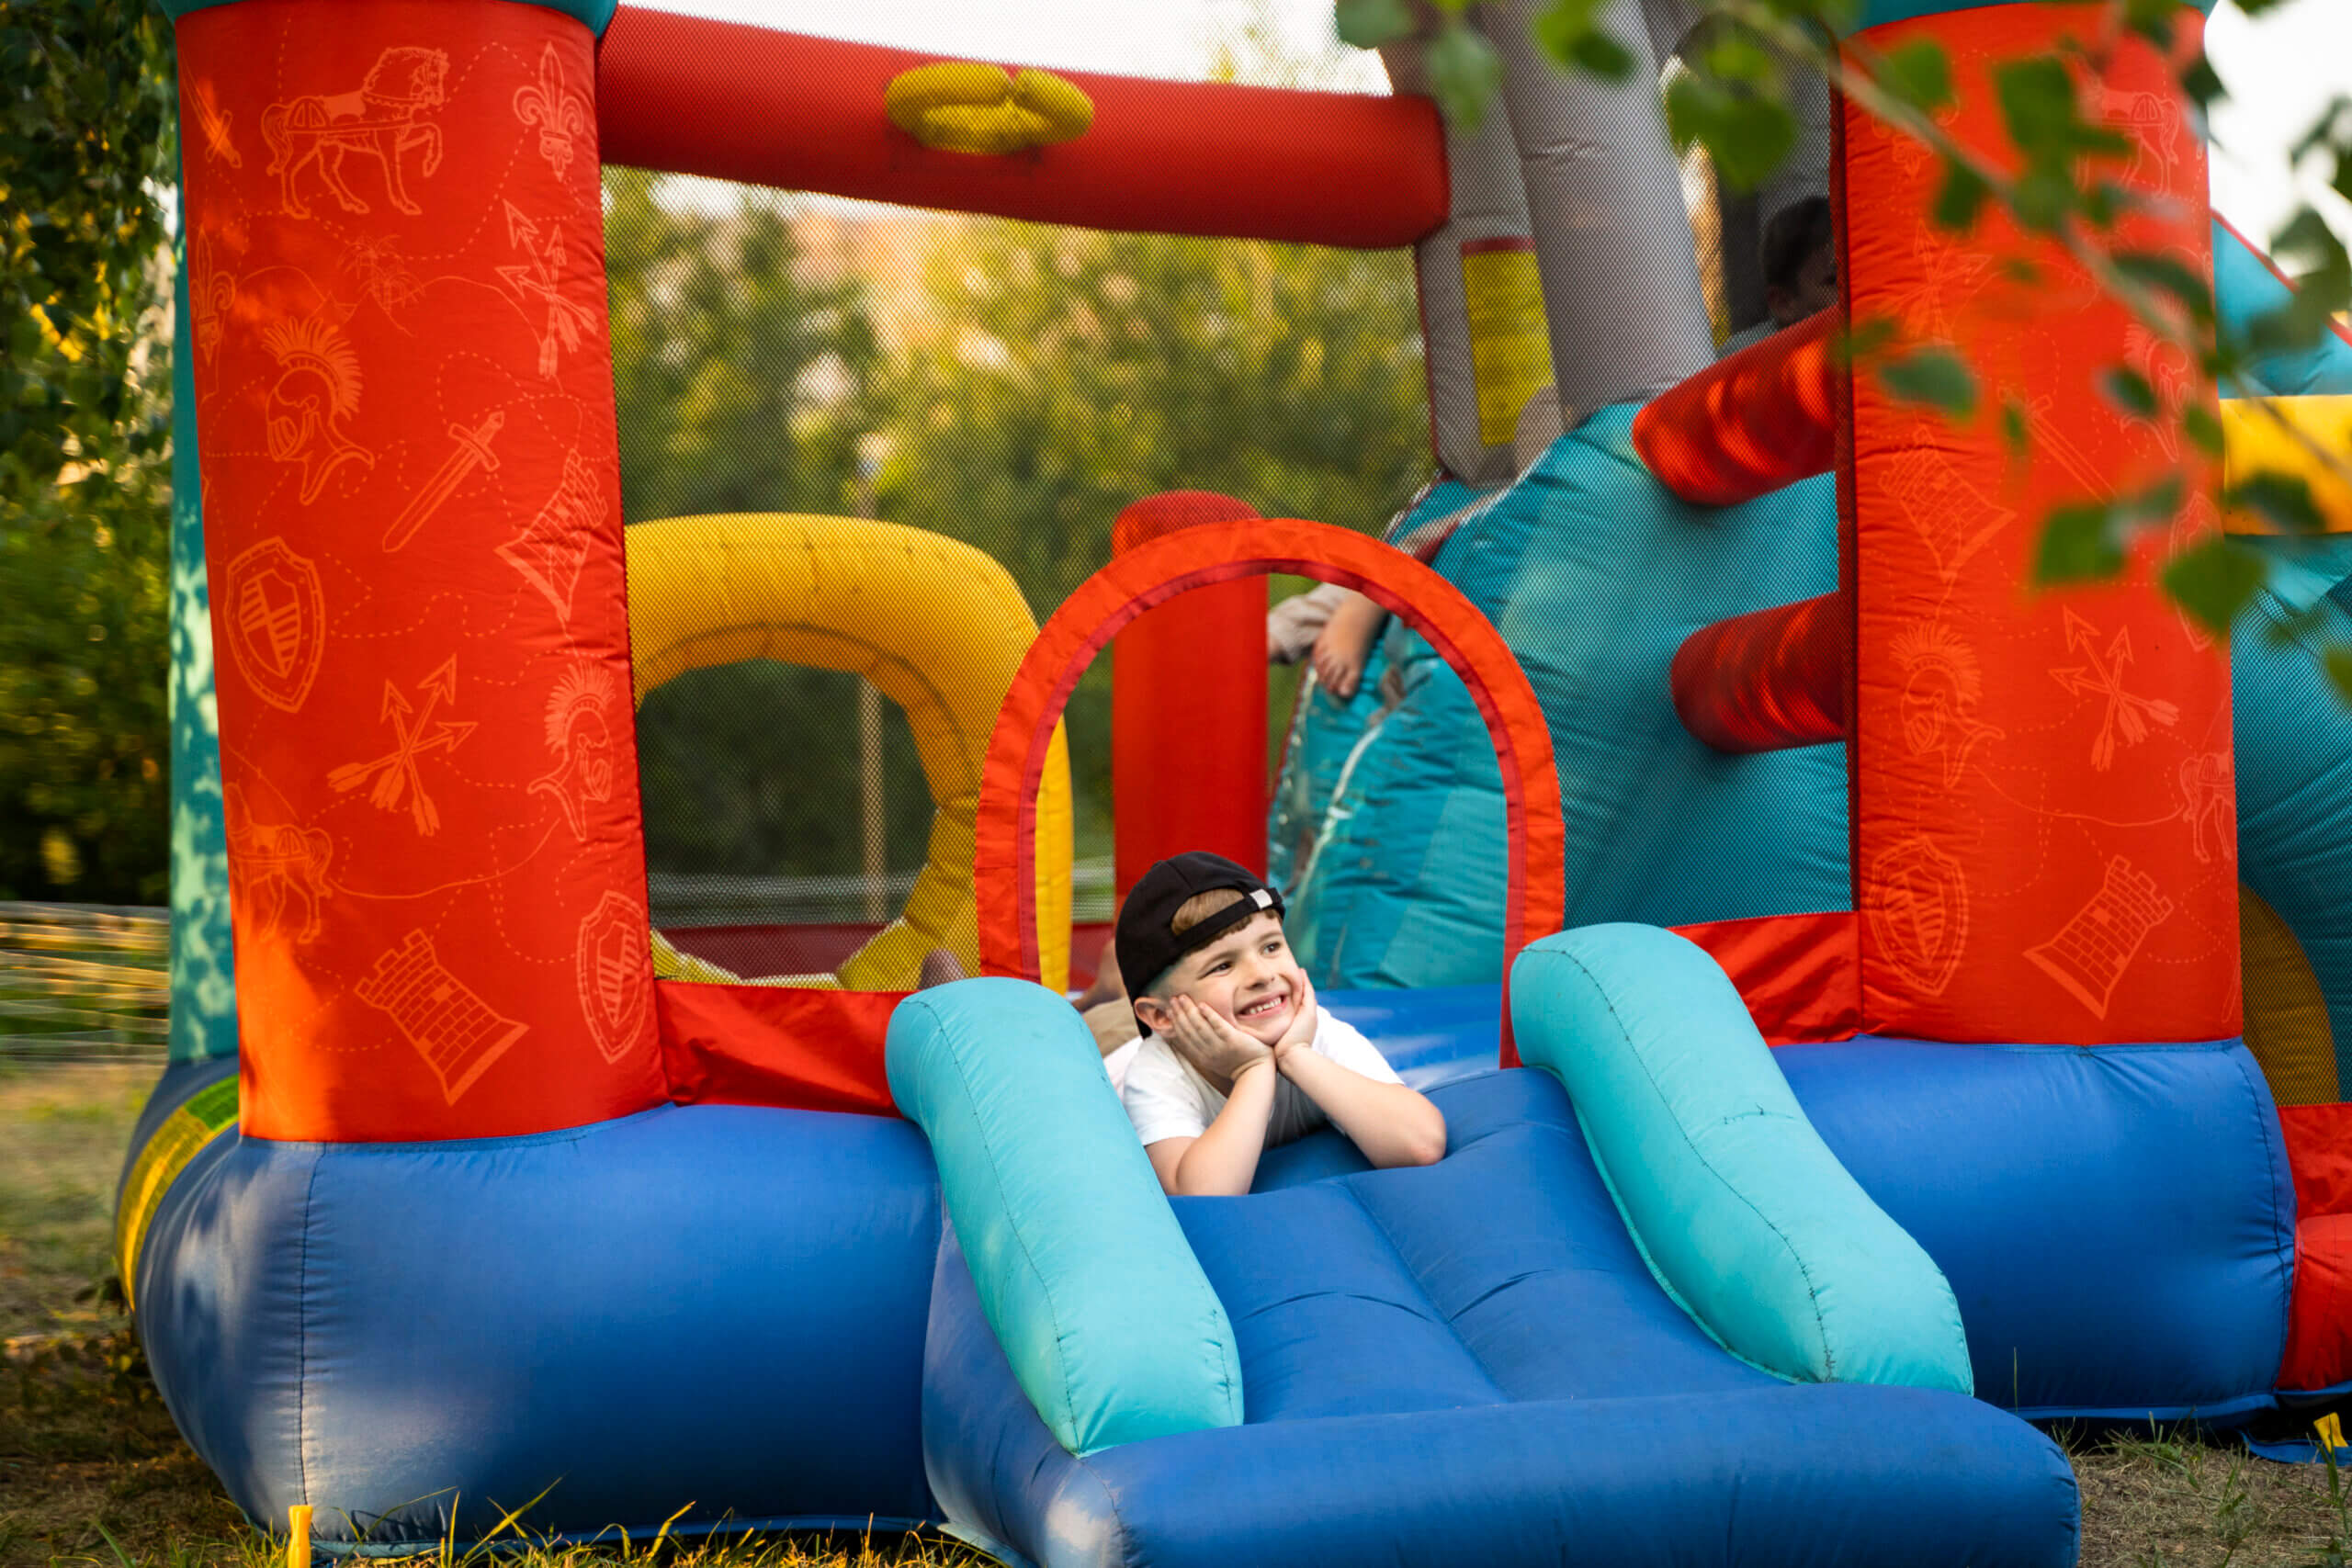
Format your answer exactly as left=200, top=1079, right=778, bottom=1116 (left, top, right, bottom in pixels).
left=1114, top=852, right=1287, bottom=1035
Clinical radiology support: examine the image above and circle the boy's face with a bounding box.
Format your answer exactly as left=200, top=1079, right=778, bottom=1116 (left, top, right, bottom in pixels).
left=1136, top=910, right=1306, bottom=1048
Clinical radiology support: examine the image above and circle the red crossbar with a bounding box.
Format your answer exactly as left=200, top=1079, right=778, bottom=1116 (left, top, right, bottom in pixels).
left=597, top=7, right=1450, bottom=249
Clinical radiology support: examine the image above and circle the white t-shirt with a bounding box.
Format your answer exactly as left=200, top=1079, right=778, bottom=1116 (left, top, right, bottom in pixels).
left=1119, top=1005, right=1402, bottom=1150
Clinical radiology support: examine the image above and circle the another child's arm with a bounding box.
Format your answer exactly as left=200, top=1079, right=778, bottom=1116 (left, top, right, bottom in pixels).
left=1276, top=978, right=1447, bottom=1168
left=1308, top=590, right=1388, bottom=700
left=1147, top=996, right=1278, bottom=1197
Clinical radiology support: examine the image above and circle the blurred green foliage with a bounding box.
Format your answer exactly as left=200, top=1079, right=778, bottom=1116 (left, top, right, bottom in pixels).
left=0, top=2, right=177, bottom=902
left=613, top=183, right=1427, bottom=881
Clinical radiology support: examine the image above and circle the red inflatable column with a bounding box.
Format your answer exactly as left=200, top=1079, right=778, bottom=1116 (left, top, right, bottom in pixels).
left=175, top=0, right=662, bottom=1139
left=1842, top=6, right=2237, bottom=1043
left=1110, top=493, right=1270, bottom=902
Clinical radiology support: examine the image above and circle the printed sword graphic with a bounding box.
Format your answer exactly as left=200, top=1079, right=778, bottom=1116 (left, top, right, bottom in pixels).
left=384, top=411, right=503, bottom=552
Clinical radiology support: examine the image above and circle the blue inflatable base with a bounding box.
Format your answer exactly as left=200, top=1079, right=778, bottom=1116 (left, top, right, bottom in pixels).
left=131, top=985, right=2295, bottom=1554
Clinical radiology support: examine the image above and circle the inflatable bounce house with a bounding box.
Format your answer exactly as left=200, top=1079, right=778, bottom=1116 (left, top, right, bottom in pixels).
left=119, top=0, right=2352, bottom=1562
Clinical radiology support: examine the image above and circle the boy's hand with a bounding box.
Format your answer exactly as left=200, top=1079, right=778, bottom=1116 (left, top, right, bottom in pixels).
left=1273, top=973, right=1318, bottom=1064
left=1162, top=994, right=1274, bottom=1095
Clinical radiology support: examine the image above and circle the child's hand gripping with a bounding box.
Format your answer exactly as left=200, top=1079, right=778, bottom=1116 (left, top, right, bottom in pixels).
left=1161, top=994, right=1275, bottom=1096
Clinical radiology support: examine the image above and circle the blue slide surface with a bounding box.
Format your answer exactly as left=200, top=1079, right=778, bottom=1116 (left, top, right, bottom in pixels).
left=917, top=1070, right=2077, bottom=1568
left=889, top=945, right=2084, bottom=1568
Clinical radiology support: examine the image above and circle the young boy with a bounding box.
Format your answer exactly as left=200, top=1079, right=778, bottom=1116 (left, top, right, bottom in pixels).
left=1114, top=852, right=1447, bottom=1196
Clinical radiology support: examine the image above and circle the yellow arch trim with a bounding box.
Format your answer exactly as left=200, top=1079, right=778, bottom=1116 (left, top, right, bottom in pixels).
left=2240, top=883, right=2338, bottom=1107
left=628, top=514, right=1072, bottom=993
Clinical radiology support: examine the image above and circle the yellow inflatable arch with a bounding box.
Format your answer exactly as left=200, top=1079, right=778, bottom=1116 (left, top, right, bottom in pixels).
left=628, top=513, right=1074, bottom=993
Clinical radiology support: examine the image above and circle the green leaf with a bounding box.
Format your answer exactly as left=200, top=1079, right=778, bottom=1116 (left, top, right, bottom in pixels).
left=1880, top=346, right=1978, bottom=419
left=2325, top=646, right=2352, bottom=707
left=1335, top=0, right=1416, bottom=50
left=1532, top=0, right=1608, bottom=63
left=2183, top=402, right=2224, bottom=459
left=1995, top=56, right=2080, bottom=164
left=2121, top=0, right=2177, bottom=51
left=2162, top=536, right=2271, bottom=639
left=2229, top=470, right=2327, bottom=534
left=2009, top=168, right=2076, bottom=231
left=2126, top=471, right=2187, bottom=525
left=2102, top=367, right=2159, bottom=420
left=1702, top=29, right=1776, bottom=86
left=1566, top=28, right=1636, bottom=80
left=1664, top=74, right=1797, bottom=189
left=2177, top=52, right=2226, bottom=113
left=1879, top=39, right=1954, bottom=114
left=1932, top=159, right=1992, bottom=233
left=2112, top=250, right=2216, bottom=328
left=1838, top=314, right=1899, bottom=366
left=2289, top=95, right=2352, bottom=165
left=2036, top=502, right=2125, bottom=585
left=2001, top=396, right=2030, bottom=457
left=1425, top=23, right=1504, bottom=132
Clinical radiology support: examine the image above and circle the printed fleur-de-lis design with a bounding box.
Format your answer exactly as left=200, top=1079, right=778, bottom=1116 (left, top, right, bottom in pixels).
left=496, top=202, right=597, bottom=378
left=513, top=43, right=591, bottom=186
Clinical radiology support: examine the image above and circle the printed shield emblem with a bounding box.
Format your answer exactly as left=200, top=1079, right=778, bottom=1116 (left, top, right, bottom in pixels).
left=1866, top=835, right=1970, bottom=998
left=577, top=890, right=652, bottom=1064
left=225, top=536, right=326, bottom=713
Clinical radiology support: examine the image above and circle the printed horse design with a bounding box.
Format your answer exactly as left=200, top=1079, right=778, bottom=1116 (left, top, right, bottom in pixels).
left=226, top=789, right=334, bottom=944
left=262, top=47, right=448, bottom=218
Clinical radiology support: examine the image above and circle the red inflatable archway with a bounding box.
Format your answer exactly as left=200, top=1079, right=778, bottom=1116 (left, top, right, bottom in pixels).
left=975, top=518, right=1566, bottom=1063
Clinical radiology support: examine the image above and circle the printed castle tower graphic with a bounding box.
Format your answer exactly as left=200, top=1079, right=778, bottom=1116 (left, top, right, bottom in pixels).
left=2025, top=857, right=2176, bottom=1021
left=355, top=931, right=529, bottom=1103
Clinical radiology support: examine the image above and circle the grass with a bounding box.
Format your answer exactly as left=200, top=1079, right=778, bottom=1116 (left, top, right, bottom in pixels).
left=6, top=1065, right=2352, bottom=1566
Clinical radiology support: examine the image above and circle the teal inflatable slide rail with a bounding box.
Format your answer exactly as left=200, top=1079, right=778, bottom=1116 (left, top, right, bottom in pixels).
left=886, top=979, right=1244, bottom=1455
left=1511, top=925, right=1974, bottom=1393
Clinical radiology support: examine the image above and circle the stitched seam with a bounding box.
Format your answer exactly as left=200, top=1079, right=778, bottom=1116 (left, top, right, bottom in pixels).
left=294, top=1145, right=322, bottom=1506
left=2232, top=1040, right=2301, bottom=1382
left=1066, top=1454, right=1139, bottom=1568
left=1338, top=1180, right=1513, bottom=1406
left=1523, top=946, right=1836, bottom=1378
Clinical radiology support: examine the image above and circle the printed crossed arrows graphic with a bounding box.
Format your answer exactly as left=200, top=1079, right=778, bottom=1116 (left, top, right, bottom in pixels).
left=327, top=657, right=476, bottom=835
left=2048, top=608, right=2180, bottom=772
left=497, top=202, right=595, bottom=378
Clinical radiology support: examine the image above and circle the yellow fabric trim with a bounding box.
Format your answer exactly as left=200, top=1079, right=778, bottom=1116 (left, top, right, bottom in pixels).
left=2223, top=395, right=2352, bottom=534
left=115, top=1076, right=239, bottom=1309
left=2240, top=884, right=2338, bottom=1107
left=1462, top=248, right=1555, bottom=449
left=885, top=62, right=1093, bottom=156
left=628, top=514, right=1073, bottom=992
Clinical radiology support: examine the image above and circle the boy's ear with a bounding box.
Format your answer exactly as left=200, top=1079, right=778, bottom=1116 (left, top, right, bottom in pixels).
left=1131, top=994, right=1170, bottom=1033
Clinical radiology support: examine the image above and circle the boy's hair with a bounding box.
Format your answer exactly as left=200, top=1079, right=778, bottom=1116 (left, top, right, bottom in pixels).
left=1170, top=887, right=1248, bottom=938
left=1761, top=196, right=1835, bottom=296
left=1145, top=889, right=1259, bottom=997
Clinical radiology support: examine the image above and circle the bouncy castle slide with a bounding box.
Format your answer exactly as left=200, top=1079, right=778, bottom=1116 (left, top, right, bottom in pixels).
left=119, top=0, right=2333, bottom=1562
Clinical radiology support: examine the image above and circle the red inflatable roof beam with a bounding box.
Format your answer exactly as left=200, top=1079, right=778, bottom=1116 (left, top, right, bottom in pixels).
left=1670, top=591, right=1849, bottom=754
left=1632, top=308, right=1840, bottom=507
left=596, top=7, right=1450, bottom=250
